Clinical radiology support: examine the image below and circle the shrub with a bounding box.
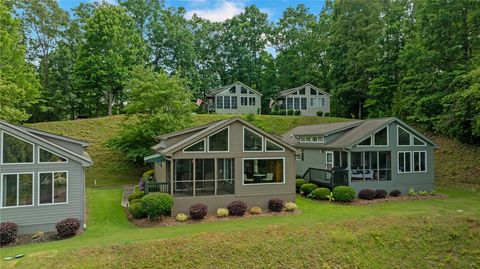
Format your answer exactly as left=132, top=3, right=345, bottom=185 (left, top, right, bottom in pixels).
left=310, top=187, right=331, bottom=200
left=128, top=202, right=146, bottom=219
left=375, top=189, right=387, bottom=199
left=128, top=191, right=144, bottom=202
left=227, top=200, right=248, bottom=216
left=332, top=186, right=356, bottom=202
left=316, top=111, right=323, bottom=116
left=419, top=190, right=429, bottom=196
left=324, top=112, right=330, bottom=117
left=270, top=110, right=278, bottom=115
left=295, top=178, right=306, bottom=192
left=408, top=187, right=417, bottom=196
left=278, top=109, right=286, bottom=115
left=142, top=170, right=154, bottom=180
left=300, top=183, right=318, bottom=196
left=175, top=213, right=188, bottom=222
left=294, top=110, right=301, bottom=115
left=0, top=222, right=18, bottom=246
left=129, top=198, right=142, bottom=205
left=249, top=207, right=262, bottom=215
left=216, top=208, right=229, bottom=218
left=390, top=189, right=401, bottom=197
left=55, top=218, right=81, bottom=238
left=141, top=193, right=173, bottom=219
left=287, top=109, right=294, bottom=115
left=268, top=198, right=284, bottom=212
left=189, top=203, right=208, bottom=220
left=285, top=202, right=297, bottom=212
left=358, top=189, right=376, bottom=200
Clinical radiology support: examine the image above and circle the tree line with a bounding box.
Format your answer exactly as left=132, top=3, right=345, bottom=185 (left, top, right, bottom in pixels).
left=1, top=0, right=479, bottom=143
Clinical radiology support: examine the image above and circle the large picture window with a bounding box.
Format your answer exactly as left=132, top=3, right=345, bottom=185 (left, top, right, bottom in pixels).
left=243, top=158, right=284, bottom=184
left=39, top=172, right=67, bottom=204
left=208, top=127, right=228, bottom=152
left=1, top=173, right=33, bottom=207
left=39, top=147, right=67, bottom=163
left=244, top=127, right=263, bottom=151
left=1, top=132, right=34, bottom=164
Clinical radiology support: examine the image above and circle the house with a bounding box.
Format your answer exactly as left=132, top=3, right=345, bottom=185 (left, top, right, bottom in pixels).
left=282, top=117, right=437, bottom=193
left=0, top=121, right=92, bottom=234
left=273, top=83, right=330, bottom=116
left=204, top=82, right=262, bottom=114
left=144, top=117, right=298, bottom=214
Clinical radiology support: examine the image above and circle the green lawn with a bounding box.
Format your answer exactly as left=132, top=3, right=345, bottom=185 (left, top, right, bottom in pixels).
left=2, top=187, right=479, bottom=268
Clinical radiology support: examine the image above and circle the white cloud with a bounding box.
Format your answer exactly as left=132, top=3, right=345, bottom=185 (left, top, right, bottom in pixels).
left=186, top=1, right=244, bottom=22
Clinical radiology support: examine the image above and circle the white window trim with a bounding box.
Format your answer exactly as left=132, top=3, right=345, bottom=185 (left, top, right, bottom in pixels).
left=413, top=151, right=427, bottom=173
left=243, top=126, right=264, bottom=152
left=207, top=127, right=230, bottom=153
left=0, top=131, right=35, bottom=165
left=37, top=171, right=69, bottom=206
left=216, top=96, right=223, bottom=109
left=373, top=126, right=389, bottom=147
left=0, top=172, right=35, bottom=208
left=357, top=135, right=373, bottom=147
left=241, top=157, right=286, bottom=186
left=326, top=151, right=334, bottom=166
left=413, top=135, right=427, bottom=146
left=397, top=151, right=412, bottom=174
left=38, top=146, right=68, bottom=164
left=298, top=136, right=324, bottom=143
left=183, top=139, right=206, bottom=153
left=265, top=138, right=285, bottom=152
left=397, top=125, right=412, bottom=146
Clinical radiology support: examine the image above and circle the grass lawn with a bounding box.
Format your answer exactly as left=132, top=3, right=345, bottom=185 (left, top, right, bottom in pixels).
left=1, top=187, right=479, bottom=268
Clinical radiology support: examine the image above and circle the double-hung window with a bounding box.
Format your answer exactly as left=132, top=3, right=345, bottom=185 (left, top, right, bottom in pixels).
left=398, top=151, right=412, bottom=173
left=39, top=172, right=68, bottom=205
left=1, top=173, right=33, bottom=207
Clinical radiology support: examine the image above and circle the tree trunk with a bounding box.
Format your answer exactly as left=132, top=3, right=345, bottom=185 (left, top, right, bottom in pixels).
left=107, top=90, right=114, bottom=116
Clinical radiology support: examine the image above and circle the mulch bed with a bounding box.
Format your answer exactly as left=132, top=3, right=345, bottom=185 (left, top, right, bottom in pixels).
left=126, top=208, right=302, bottom=227
left=2, top=232, right=59, bottom=248
left=308, top=193, right=449, bottom=205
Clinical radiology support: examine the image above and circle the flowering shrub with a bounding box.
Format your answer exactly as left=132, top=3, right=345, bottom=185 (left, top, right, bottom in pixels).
left=285, top=202, right=297, bottom=212
left=216, top=208, right=229, bottom=218
left=176, top=213, right=189, bottom=222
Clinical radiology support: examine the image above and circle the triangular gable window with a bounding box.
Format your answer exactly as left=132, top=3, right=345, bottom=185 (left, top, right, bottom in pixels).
left=397, top=126, right=411, bottom=146
left=184, top=139, right=205, bottom=152
left=39, top=147, right=67, bottom=163
left=208, top=127, right=229, bottom=152
left=244, top=127, right=263, bottom=151
left=358, top=136, right=372, bottom=146
left=265, top=139, right=284, bottom=152
left=374, top=127, right=388, bottom=146
left=1, top=132, right=34, bottom=164
left=413, top=136, right=426, bottom=146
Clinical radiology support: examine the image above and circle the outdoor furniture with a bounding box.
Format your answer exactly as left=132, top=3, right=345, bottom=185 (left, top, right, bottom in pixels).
left=351, top=169, right=374, bottom=180
left=244, top=173, right=255, bottom=183
left=253, top=173, right=265, bottom=182
left=263, top=173, right=273, bottom=182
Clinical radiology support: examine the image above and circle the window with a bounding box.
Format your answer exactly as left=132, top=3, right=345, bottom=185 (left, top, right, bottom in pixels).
left=174, top=159, right=193, bottom=196
left=1, top=132, right=34, bottom=164
left=374, top=127, right=388, bottom=146
left=228, top=86, right=236, bottom=94
left=398, top=151, right=412, bottom=173
left=195, top=159, right=215, bottom=196
left=244, top=127, right=263, bottom=151
left=413, top=136, right=426, bottom=146
left=413, top=151, right=427, bottom=172
left=294, top=98, right=300, bottom=110
left=184, top=139, right=205, bottom=152
left=310, top=88, right=317, bottom=95
left=358, top=136, right=372, bottom=146
left=243, top=158, right=284, bottom=184
left=208, top=127, right=228, bottom=152
left=310, top=97, right=325, bottom=108
left=231, top=96, right=238, bottom=109
left=216, top=96, right=223, bottom=109
left=296, top=151, right=304, bottom=161
left=265, top=139, right=284, bottom=152
left=300, top=98, right=307, bottom=110
left=224, top=96, right=231, bottom=109
left=249, top=97, right=255, bottom=106
left=397, top=126, right=411, bottom=146
left=326, top=151, right=333, bottom=168
left=39, top=147, right=67, bottom=163
left=241, top=97, right=248, bottom=106
left=241, top=87, right=248, bottom=94
left=217, top=158, right=234, bottom=195
left=299, top=88, right=305, bottom=95
left=351, top=151, right=391, bottom=181
left=39, top=172, right=67, bottom=204
left=299, top=136, right=324, bottom=143
left=286, top=98, right=293, bottom=109
left=1, top=173, right=33, bottom=207
left=248, top=90, right=254, bottom=94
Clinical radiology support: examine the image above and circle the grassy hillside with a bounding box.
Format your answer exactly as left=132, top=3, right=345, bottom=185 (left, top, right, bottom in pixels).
left=29, top=114, right=350, bottom=187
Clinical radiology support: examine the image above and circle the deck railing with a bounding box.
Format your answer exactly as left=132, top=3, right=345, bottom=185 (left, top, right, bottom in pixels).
left=303, top=167, right=349, bottom=189
left=144, top=181, right=170, bottom=194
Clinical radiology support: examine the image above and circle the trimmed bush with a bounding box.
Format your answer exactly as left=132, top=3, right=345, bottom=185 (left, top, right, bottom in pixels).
left=216, top=208, right=229, bottom=218
left=390, top=189, right=401, bottom=197
left=142, top=169, right=154, bottom=179
left=175, top=213, right=188, bottom=222
left=249, top=207, right=262, bottom=214
left=324, top=112, right=330, bottom=117
left=311, top=187, right=331, bottom=200
left=227, top=200, right=248, bottom=216
left=268, top=198, right=284, bottom=212
left=287, top=109, right=294, bottom=115
left=358, top=189, right=376, bottom=200
left=0, top=222, right=18, bottom=246
left=295, top=178, right=306, bottom=192
left=332, top=186, right=356, bottom=202
left=130, top=198, right=142, bottom=205
left=128, top=202, right=146, bottom=219
left=55, top=218, right=81, bottom=238
left=189, top=203, right=208, bottom=220
left=294, top=110, right=301, bottom=115
left=141, top=193, right=173, bottom=219
left=278, top=109, right=286, bottom=115
left=375, top=189, right=387, bottom=199
left=316, top=111, right=323, bottom=116
left=270, top=110, right=278, bottom=115
left=300, top=183, right=318, bottom=196
left=128, top=191, right=144, bottom=202
left=285, top=202, right=297, bottom=212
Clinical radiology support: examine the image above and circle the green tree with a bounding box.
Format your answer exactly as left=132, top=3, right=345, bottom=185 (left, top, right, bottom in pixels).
left=0, top=2, right=40, bottom=122
left=108, top=66, right=195, bottom=161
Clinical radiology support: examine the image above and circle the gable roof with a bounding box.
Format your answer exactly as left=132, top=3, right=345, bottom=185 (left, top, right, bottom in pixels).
left=153, top=117, right=299, bottom=156
left=17, top=124, right=89, bottom=147
left=205, top=82, right=262, bottom=97
left=286, top=121, right=361, bottom=137
left=275, top=83, right=330, bottom=99
left=0, top=120, right=92, bottom=166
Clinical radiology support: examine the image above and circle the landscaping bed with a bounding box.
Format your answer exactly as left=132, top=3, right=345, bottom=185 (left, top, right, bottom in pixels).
left=351, top=193, right=448, bottom=205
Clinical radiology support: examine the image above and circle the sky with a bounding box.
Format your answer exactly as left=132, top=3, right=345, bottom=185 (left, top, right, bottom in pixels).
left=57, top=0, right=327, bottom=22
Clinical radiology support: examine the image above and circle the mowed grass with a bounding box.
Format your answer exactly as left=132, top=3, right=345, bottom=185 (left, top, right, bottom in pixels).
left=1, top=188, right=479, bottom=268
left=29, top=114, right=351, bottom=187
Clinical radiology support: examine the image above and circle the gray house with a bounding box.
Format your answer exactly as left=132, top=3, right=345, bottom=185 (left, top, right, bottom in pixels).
left=0, top=121, right=92, bottom=234
left=273, top=83, right=330, bottom=116
left=144, top=117, right=298, bottom=214
left=282, top=117, right=437, bottom=194
left=204, top=82, right=262, bottom=114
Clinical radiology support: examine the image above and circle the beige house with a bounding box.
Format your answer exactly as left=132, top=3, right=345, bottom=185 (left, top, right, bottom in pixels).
left=144, top=117, right=298, bottom=214
left=273, top=83, right=331, bottom=116
left=204, top=82, right=262, bottom=115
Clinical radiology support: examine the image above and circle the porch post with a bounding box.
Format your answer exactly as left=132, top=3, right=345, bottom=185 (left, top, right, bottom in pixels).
left=193, top=159, right=196, bottom=197
left=214, top=159, right=217, bottom=196
left=347, top=151, right=352, bottom=186
left=170, top=160, right=174, bottom=196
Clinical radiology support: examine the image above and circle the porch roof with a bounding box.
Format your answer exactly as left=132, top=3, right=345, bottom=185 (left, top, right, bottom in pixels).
left=144, top=153, right=166, bottom=163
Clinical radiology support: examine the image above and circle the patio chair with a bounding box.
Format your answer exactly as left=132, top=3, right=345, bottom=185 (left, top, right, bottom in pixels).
left=263, top=173, right=273, bottom=182
left=244, top=173, right=255, bottom=183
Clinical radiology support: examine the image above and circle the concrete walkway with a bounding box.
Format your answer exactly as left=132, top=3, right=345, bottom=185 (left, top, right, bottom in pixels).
left=121, top=185, right=135, bottom=207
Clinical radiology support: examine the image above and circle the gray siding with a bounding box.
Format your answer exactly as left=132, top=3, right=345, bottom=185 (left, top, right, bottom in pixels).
left=0, top=127, right=85, bottom=235
left=276, top=84, right=330, bottom=116
left=208, top=84, right=262, bottom=115
left=33, top=134, right=85, bottom=155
